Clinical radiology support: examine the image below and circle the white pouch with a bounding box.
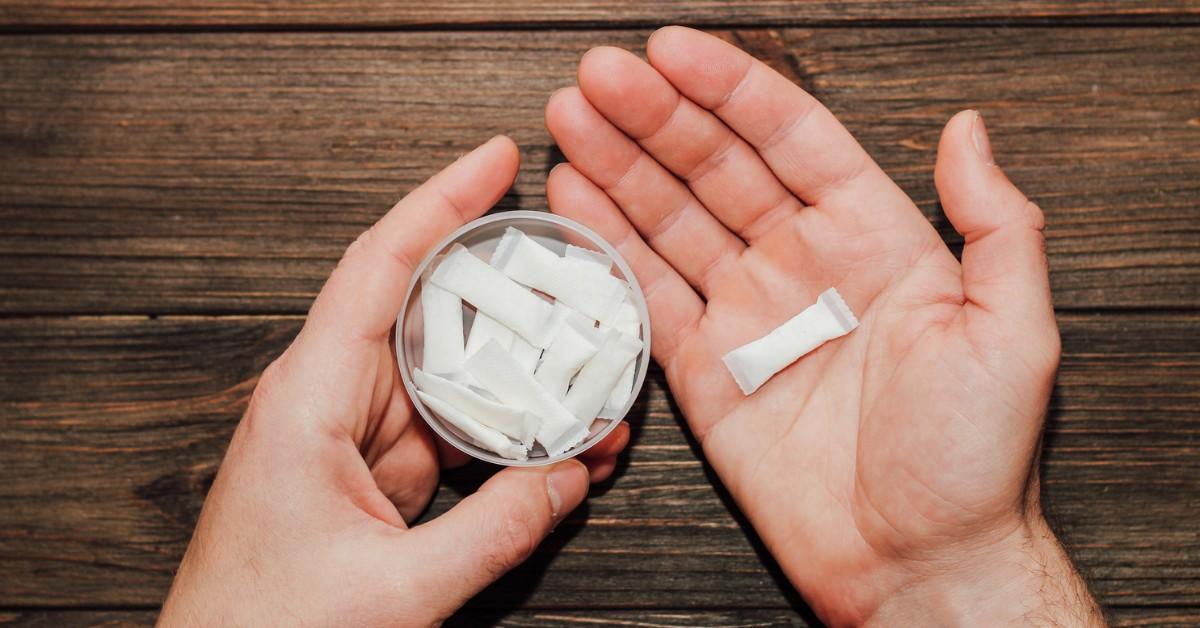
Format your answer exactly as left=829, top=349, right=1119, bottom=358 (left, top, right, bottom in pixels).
left=721, top=287, right=859, bottom=395
left=464, top=311, right=515, bottom=359
left=600, top=298, right=642, bottom=417
left=491, top=227, right=627, bottom=324
left=563, top=329, right=643, bottom=421
left=465, top=339, right=590, bottom=456
left=416, top=391, right=527, bottom=460
left=534, top=321, right=600, bottom=400
left=420, top=280, right=465, bottom=376
left=413, top=369, right=537, bottom=448
left=564, top=244, right=613, bottom=272
left=559, top=302, right=602, bottom=344
left=429, top=243, right=557, bottom=348
left=511, top=334, right=543, bottom=375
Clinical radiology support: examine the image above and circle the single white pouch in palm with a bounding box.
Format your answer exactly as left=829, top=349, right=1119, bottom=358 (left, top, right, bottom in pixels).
left=721, top=287, right=859, bottom=395
left=491, top=227, right=626, bottom=323
left=464, top=311, right=515, bottom=359
left=430, top=243, right=557, bottom=347
left=535, top=320, right=600, bottom=400
left=416, top=391, right=527, bottom=461
left=466, top=339, right=589, bottom=455
left=420, top=280, right=465, bottom=376
left=564, top=329, right=643, bottom=421
left=413, top=369, right=537, bottom=448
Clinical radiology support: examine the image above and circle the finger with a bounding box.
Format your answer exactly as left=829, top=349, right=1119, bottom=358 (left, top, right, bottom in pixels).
left=307, top=136, right=520, bottom=348
left=365, top=407, right=440, bottom=524
left=546, top=86, right=745, bottom=296
left=578, top=421, right=630, bottom=461
left=436, top=435, right=473, bottom=470
left=584, top=456, right=618, bottom=484
left=646, top=27, right=907, bottom=214
left=577, top=46, right=801, bottom=242
left=546, top=162, right=703, bottom=366
left=934, top=111, right=1058, bottom=366
left=406, top=461, right=589, bottom=613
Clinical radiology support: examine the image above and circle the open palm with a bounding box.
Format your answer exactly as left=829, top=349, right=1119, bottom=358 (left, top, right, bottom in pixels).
left=545, top=27, right=1063, bottom=624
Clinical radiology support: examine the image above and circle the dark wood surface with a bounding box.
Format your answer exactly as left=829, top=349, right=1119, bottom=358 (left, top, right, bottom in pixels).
left=2, top=1, right=1200, bottom=28
left=5, top=608, right=1200, bottom=627
left=2, top=28, right=1198, bottom=314
left=1, top=314, right=1197, bottom=615
left=0, top=4, right=1197, bottom=626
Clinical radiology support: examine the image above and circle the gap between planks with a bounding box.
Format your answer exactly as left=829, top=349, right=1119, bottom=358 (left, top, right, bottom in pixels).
left=3, top=18, right=1200, bottom=36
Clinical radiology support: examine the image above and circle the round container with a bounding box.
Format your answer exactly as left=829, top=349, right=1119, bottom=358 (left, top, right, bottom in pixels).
left=395, top=210, right=652, bottom=466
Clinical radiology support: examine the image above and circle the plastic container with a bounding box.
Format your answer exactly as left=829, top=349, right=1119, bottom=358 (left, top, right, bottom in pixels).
left=395, top=211, right=651, bottom=466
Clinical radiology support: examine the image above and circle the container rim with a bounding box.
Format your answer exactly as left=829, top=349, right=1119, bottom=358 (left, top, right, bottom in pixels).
left=395, top=210, right=652, bottom=466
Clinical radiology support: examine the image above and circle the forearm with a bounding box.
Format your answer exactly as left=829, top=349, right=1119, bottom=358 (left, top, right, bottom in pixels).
left=864, top=516, right=1104, bottom=627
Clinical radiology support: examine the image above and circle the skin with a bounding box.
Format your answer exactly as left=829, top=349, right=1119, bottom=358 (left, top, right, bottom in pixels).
left=158, top=136, right=629, bottom=627
left=161, top=27, right=1106, bottom=627
left=543, top=27, right=1104, bottom=627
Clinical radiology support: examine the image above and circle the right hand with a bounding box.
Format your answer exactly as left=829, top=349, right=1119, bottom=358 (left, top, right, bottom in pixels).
left=545, top=27, right=1102, bottom=626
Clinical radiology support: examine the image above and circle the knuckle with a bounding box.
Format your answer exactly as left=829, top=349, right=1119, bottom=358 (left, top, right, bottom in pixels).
left=338, top=228, right=375, bottom=269
left=1042, top=323, right=1063, bottom=372
left=244, top=355, right=289, bottom=415
left=1021, top=200, right=1047, bottom=232
left=1021, top=312, right=1062, bottom=379
left=240, top=354, right=290, bottom=436
left=480, top=503, right=543, bottom=578
left=251, top=355, right=287, bottom=406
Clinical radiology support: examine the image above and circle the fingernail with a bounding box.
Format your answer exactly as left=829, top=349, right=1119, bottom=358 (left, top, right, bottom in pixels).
left=546, top=460, right=588, bottom=522
left=971, top=111, right=995, bottom=166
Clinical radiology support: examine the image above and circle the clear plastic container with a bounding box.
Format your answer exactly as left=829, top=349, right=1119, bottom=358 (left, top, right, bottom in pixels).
left=395, top=211, right=651, bottom=466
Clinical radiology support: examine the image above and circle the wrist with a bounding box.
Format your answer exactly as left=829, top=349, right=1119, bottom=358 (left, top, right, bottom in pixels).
left=863, top=515, right=1103, bottom=627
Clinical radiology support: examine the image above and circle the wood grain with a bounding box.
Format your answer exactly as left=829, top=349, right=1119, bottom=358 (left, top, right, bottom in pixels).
left=2, top=27, right=1198, bottom=314
left=0, top=611, right=156, bottom=627
left=1, top=0, right=1199, bottom=29
left=455, top=607, right=1200, bottom=627
left=5, top=607, right=1200, bottom=627
left=1, top=313, right=1196, bottom=610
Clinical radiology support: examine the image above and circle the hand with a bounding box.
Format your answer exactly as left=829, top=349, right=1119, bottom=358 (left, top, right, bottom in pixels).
left=545, top=27, right=1102, bottom=626
left=158, top=136, right=629, bottom=627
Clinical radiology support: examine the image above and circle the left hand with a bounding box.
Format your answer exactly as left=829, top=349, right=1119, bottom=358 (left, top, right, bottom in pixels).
left=543, top=28, right=1096, bottom=626
left=158, top=136, right=628, bottom=627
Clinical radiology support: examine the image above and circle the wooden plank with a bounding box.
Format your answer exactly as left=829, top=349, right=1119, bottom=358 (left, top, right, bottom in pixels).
left=3, top=606, right=1199, bottom=626
left=1108, top=608, right=1200, bottom=627
left=447, top=607, right=1200, bottom=628
left=449, top=610, right=813, bottom=627
left=1, top=0, right=1199, bottom=29
left=0, top=313, right=1196, bottom=609
left=467, top=607, right=1200, bottom=627
left=1, top=27, right=1198, bottom=314
left=0, top=611, right=155, bottom=627
left=0, top=609, right=814, bottom=627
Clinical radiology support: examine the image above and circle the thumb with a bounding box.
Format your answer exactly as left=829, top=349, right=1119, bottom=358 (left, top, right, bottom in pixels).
left=405, top=460, right=589, bottom=611
left=935, top=110, right=1059, bottom=367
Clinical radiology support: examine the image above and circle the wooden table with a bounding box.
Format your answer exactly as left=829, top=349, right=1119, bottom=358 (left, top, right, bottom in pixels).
left=2, top=2, right=1198, bottom=626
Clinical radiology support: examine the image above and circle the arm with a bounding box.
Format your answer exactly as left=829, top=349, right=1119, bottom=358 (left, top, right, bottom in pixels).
left=867, top=514, right=1103, bottom=626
